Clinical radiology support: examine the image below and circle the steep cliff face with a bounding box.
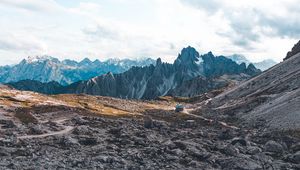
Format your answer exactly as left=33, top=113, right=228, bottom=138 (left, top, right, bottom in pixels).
left=8, top=47, right=261, bottom=99
left=63, top=59, right=177, bottom=99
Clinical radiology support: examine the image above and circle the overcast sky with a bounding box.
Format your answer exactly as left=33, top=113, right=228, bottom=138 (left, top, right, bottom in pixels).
left=0, top=0, right=299, bottom=65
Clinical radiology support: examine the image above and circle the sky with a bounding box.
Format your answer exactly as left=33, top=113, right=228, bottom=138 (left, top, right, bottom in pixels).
left=0, top=0, right=299, bottom=65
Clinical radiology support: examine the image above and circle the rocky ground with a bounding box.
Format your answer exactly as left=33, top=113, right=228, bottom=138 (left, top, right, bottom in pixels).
left=0, top=86, right=299, bottom=169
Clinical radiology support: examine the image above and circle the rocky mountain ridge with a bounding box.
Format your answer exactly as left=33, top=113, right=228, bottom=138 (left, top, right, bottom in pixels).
left=8, top=46, right=261, bottom=99
left=0, top=56, right=155, bottom=85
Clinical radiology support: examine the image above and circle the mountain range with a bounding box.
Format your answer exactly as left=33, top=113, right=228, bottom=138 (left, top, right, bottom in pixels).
left=8, top=46, right=261, bottom=99
left=0, top=52, right=276, bottom=87
left=226, top=54, right=277, bottom=71
left=0, top=56, right=155, bottom=85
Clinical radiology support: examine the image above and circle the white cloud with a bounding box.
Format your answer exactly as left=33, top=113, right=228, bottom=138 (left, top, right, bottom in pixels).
left=0, top=33, right=47, bottom=53
left=0, top=0, right=63, bottom=13
left=0, top=0, right=299, bottom=65
left=181, top=0, right=300, bottom=61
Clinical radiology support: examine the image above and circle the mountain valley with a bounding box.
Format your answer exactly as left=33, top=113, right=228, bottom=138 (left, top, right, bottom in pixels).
left=0, top=43, right=299, bottom=169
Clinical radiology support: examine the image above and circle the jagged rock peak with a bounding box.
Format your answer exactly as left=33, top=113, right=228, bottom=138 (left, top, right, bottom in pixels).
left=106, top=71, right=114, bottom=76
left=285, top=40, right=300, bottom=60
left=239, top=62, right=247, bottom=69
left=174, top=46, right=201, bottom=66
left=80, top=58, right=92, bottom=64
left=207, top=51, right=214, bottom=56
left=156, top=58, right=162, bottom=65
left=245, top=63, right=261, bottom=76
left=247, top=63, right=256, bottom=69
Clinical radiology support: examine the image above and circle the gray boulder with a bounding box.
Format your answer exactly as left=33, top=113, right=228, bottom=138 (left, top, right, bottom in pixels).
left=288, top=151, right=300, bottom=164
left=143, top=116, right=153, bottom=129
left=264, top=140, right=284, bottom=154
left=218, top=157, right=262, bottom=170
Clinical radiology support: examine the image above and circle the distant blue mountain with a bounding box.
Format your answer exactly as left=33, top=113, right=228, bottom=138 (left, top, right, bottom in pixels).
left=226, top=54, right=277, bottom=71
left=0, top=56, right=156, bottom=85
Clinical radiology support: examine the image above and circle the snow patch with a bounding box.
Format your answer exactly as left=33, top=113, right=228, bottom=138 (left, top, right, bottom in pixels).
left=195, top=57, right=203, bottom=65
left=26, top=55, right=55, bottom=63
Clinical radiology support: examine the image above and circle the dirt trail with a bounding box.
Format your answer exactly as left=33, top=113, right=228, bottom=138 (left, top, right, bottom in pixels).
left=18, top=126, right=74, bottom=139
left=18, top=118, right=74, bottom=139
left=184, top=108, right=240, bottom=130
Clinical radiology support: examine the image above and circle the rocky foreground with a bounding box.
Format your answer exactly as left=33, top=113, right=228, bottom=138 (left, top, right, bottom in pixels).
left=0, top=88, right=299, bottom=169
left=1, top=110, right=300, bottom=169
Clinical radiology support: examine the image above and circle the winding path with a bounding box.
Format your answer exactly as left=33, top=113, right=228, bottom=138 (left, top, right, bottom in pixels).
left=184, top=109, right=240, bottom=130
left=17, top=117, right=74, bottom=139
left=18, top=126, right=74, bottom=139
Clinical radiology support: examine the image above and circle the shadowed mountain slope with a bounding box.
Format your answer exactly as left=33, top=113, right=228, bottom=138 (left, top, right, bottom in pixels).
left=208, top=46, right=300, bottom=130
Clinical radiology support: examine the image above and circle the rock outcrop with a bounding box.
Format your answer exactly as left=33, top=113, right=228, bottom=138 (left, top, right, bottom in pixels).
left=285, top=40, right=300, bottom=60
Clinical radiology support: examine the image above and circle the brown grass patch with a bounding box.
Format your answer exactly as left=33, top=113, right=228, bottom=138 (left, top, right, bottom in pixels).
left=52, top=94, right=139, bottom=117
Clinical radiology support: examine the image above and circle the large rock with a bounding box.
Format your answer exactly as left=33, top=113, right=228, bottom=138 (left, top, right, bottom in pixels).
left=264, top=140, right=284, bottom=154
left=0, top=120, right=15, bottom=128
left=187, top=147, right=211, bottom=161
left=60, top=136, right=79, bottom=146
left=288, top=151, right=300, bottom=164
left=291, top=142, right=300, bottom=152
left=73, top=125, right=92, bottom=135
left=28, top=124, right=46, bottom=135
left=218, top=157, right=262, bottom=170
left=0, top=147, right=11, bottom=156
left=218, top=129, right=237, bottom=140
left=143, top=116, right=153, bottom=129
left=231, top=137, right=248, bottom=146
left=222, top=144, right=239, bottom=156
left=78, top=137, right=98, bottom=146
left=246, top=146, right=262, bottom=155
